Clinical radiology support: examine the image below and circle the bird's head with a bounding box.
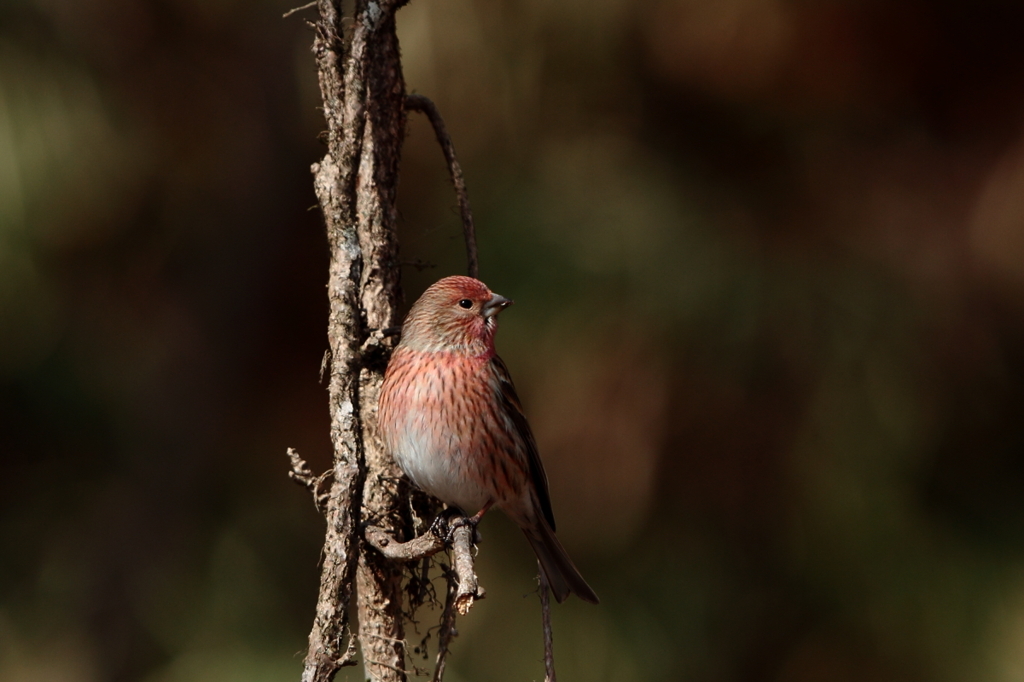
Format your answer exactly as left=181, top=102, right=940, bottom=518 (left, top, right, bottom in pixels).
left=399, top=276, right=513, bottom=355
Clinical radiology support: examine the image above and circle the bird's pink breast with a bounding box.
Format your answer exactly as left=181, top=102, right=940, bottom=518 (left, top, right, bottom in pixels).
left=379, top=347, right=520, bottom=514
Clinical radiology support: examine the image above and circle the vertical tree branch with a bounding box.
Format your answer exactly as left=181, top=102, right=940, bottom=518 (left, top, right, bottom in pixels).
left=300, top=1, right=409, bottom=681
left=300, top=0, right=367, bottom=674
left=351, top=0, right=408, bottom=680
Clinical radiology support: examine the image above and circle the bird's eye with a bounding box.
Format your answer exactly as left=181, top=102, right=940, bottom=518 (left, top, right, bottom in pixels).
left=458, top=299, right=473, bottom=309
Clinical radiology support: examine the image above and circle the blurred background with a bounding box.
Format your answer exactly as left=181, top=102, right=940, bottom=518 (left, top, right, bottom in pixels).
left=3, top=0, right=1024, bottom=680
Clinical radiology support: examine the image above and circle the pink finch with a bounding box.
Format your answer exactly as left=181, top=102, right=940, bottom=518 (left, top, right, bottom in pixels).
left=378, top=276, right=599, bottom=604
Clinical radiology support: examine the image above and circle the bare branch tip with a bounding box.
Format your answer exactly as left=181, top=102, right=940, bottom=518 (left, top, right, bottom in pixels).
left=454, top=591, right=481, bottom=617
left=287, top=447, right=316, bottom=487
left=287, top=448, right=332, bottom=514
left=282, top=1, right=317, bottom=18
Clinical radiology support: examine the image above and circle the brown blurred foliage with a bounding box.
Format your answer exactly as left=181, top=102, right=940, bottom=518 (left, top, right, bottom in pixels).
left=4, top=1, right=1024, bottom=681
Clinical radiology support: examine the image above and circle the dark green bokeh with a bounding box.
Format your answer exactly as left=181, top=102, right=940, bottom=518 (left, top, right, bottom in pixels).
left=3, top=1, right=1024, bottom=681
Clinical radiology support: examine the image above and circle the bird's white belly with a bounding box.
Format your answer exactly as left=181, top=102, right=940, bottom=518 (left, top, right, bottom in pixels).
left=391, top=411, right=490, bottom=515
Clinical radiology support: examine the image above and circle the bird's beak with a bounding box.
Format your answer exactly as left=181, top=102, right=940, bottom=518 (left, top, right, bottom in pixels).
left=482, top=293, right=513, bottom=318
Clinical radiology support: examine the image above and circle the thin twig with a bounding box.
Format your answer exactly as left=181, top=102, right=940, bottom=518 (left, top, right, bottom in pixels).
left=539, top=565, right=556, bottom=682
left=283, top=1, right=317, bottom=18
left=431, top=566, right=458, bottom=682
left=405, top=94, right=479, bottom=279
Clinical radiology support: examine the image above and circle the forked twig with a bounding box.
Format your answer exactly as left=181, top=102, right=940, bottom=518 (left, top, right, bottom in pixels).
left=405, top=94, right=479, bottom=279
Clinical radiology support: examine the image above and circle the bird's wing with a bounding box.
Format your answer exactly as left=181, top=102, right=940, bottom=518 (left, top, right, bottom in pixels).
left=490, top=355, right=557, bottom=531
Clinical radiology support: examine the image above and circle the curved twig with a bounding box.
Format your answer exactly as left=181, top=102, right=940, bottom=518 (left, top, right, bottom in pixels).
left=365, top=520, right=483, bottom=611
left=365, top=525, right=446, bottom=561
left=405, top=94, right=479, bottom=279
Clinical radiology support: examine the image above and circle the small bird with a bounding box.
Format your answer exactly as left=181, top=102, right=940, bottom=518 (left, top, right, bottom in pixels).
left=378, top=276, right=599, bottom=604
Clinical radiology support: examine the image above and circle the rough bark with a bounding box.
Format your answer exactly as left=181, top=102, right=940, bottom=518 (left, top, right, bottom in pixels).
left=352, top=5, right=407, bottom=676
left=301, top=1, right=408, bottom=681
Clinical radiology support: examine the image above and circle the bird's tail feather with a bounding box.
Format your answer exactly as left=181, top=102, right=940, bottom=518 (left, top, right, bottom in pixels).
left=523, top=522, right=600, bottom=604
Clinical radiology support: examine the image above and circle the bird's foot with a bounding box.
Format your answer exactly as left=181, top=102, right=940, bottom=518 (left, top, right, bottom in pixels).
left=446, top=501, right=492, bottom=545
left=427, top=506, right=464, bottom=542
left=446, top=517, right=482, bottom=546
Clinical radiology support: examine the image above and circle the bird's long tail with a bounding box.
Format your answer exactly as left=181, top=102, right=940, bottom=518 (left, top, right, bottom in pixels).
left=523, top=521, right=600, bottom=604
